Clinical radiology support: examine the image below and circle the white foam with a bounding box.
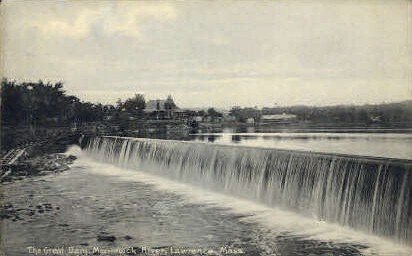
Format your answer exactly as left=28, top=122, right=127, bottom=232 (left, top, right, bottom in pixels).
left=70, top=146, right=412, bottom=256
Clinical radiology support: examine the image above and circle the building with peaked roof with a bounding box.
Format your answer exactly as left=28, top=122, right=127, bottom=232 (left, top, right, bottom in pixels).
left=144, top=97, right=189, bottom=120
left=144, top=99, right=171, bottom=120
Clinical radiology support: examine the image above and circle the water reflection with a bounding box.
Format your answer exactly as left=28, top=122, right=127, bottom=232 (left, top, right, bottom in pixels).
left=188, top=132, right=412, bottom=160
left=120, top=126, right=412, bottom=159
left=207, top=135, right=217, bottom=142
left=231, top=135, right=241, bottom=143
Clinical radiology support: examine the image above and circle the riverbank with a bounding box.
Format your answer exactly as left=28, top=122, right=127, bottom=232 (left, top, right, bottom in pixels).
left=0, top=153, right=77, bottom=183
left=0, top=126, right=82, bottom=183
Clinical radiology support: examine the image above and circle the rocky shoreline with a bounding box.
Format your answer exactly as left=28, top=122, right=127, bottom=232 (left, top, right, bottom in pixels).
left=0, top=201, right=61, bottom=222
left=0, top=153, right=77, bottom=183
left=0, top=135, right=170, bottom=255
left=0, top=148, right=142, bottom=255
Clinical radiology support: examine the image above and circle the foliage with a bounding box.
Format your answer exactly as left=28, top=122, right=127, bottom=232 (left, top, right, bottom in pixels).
left=261, top=102, right=412, bottom=124
left=207, top=108, right=222, bottom=117
left=1, top=79, right=107, bottom=127
left=119, top=94, right=146, bottom=116
left=2, top=79, right=410, bottom=129
left=164, top=95, right=177, bottom=110
left=207, top=108, right=223, bottom=121
left=229, top=107, right=261, bottom=123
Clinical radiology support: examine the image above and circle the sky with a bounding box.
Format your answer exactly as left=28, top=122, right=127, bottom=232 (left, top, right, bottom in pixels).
left=1, top=0, right=411, bottom=108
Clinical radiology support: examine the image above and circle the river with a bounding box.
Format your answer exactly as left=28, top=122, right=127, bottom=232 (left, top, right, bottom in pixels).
left=189, top=132, right=412, bottom=160
left=1, top=132, right=411, bottom=255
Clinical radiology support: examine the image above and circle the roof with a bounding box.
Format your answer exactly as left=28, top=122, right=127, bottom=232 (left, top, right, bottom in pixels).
left=145, top=99, right=179, bottom=112
left=145, top=99, right=166, bottom=111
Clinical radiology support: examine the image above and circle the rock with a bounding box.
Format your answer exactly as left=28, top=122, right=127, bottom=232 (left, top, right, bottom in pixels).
left=11, top=214, right=22, bottom=222
left=4, top=203, right=13, bottom=209
left=0, top=213, right=11, bottom=219
left=1, top=152, right=77, bottom=183
left=43, top=203, right=52, bottom=209
left=0, top=170, right=12, bottom=181
left=67, top=155, right=77, bottom=161
left=97, top=235, right=116, bottom=242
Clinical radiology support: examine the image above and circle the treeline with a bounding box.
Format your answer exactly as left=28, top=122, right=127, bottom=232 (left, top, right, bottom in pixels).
left=2, top=79, right=411, bottom=128
left=228, top=101, right=412, bottom=125
left=261, top=101, right=412, bottom=124
left=1, top=79, right=110, bottom=127
left=229, top=107, right=261, bottom=123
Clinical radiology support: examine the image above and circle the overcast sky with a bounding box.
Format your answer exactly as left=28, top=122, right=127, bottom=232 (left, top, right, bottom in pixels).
left=1, top=0, right=411, bottom=108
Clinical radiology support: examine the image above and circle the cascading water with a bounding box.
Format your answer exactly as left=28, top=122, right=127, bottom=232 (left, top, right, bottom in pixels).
left=82, top=136, right=412, bottom=245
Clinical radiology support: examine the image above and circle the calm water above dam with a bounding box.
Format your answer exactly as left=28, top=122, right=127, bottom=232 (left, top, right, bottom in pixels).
left=189, top=132, right=412, bottom=160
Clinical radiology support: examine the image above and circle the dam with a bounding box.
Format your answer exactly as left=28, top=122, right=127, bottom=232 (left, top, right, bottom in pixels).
left=3, top=133, right=412, bottom=255
left=82, top=135, right=412, bottom=246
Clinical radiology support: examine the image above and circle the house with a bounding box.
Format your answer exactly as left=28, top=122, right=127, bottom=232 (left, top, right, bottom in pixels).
left=261, top=113, right=297, bottom=123
left=144, top=96, right=189, bottom=120
left=173, top=109, right=190, bottom=120
left=144, top=99, right=173, bottom=120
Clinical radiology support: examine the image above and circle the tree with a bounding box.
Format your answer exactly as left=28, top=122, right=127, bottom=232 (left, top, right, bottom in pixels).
left=122, top=94, right=146, bottom=118
left=0, top=79, right=107, bottom=126
left=229, top=107, right=261, bottom=123
left=164, top=95, right=177, bottom=110
left=207, top=108, right=223, bottom=122
left=116, top=99, right=123, bottom=110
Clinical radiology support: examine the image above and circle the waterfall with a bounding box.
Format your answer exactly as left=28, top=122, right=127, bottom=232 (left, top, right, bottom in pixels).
left=82, top=136, right=412, bottom=245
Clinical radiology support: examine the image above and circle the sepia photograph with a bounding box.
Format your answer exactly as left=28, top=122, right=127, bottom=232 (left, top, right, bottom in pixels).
left=0, top=1, right=411, bottom=255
